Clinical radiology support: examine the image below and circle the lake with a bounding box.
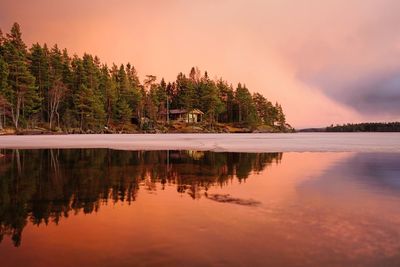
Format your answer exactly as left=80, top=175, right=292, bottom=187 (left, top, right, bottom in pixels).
left=0, top=148, right=400, bottom=266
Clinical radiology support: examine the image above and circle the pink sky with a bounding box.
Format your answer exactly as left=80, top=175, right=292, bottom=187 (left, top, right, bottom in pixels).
left=1, top=0, right=400, bottom=128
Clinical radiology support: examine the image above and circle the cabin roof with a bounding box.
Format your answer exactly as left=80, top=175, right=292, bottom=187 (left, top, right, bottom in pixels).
left=161, top=109, right=204, bottom=115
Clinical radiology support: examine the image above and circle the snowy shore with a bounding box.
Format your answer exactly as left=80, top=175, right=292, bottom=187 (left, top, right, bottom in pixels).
left=0, top=133, right=399, bottom=152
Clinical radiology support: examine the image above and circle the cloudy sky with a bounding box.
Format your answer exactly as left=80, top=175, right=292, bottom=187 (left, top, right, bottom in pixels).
left=1, top=0, right=399, bottom=127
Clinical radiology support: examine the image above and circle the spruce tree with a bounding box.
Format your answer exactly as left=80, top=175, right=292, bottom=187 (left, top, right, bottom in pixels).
left=98, top=65, right=116, bottom=126
left=75, top=84, right=105, bottom=131
left=0, top=56, right=9, bottom=128
left=116, top=98, right=132, bottom=127
left=29, top=43, right=50, bottom=121
left=2, top=23, right=40, bottom=129
left=199, top=72, right=224, bottom=124
left=216, top=79, right=234, bottom=123
left=275, top=102, right=286, bottom=130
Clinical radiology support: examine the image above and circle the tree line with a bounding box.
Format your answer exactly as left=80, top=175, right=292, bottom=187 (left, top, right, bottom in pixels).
left=0, top=22, right=290, bottom=133
left=326, top=122, right=400, bottom=132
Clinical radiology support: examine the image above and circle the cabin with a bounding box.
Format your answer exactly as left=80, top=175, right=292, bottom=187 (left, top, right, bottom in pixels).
left=161, top=109, right=204, bottom=123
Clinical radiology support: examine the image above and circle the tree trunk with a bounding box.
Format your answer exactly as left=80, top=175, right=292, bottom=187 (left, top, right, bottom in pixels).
left=107, top=99, right=111, bottom=126
left=2, top=105, right=5, bottom=129
left=49, top=100, right=54, bottom=130
left=15, top=149, right=22, bottom=176
left=238, top=104, right=242, bottom=122
left=56, top=110, right=60, bottom=128
left=11, top=97, right=21, bottom=130
left=0, top=103, right=3, bottom=130
left=49, top=112, right=53, bottom=130
left=166, top=99, right=170, bottom=124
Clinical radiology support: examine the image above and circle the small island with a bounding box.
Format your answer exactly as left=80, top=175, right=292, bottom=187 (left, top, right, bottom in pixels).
left=0, top=23, right=293, bottom=135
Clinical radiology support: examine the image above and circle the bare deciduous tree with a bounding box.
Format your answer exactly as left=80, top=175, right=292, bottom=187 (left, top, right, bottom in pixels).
left=49, top=79, right=67, bottom=130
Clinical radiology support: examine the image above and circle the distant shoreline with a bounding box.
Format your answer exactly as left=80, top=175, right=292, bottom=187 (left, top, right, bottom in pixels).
left=299, top=122, right=400, bottom=132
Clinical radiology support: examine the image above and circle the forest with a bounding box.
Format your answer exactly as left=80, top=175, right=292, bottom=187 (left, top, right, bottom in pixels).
left=326, top=122, right=400, bottom=132
left=0, top=23, right=292, bottom=134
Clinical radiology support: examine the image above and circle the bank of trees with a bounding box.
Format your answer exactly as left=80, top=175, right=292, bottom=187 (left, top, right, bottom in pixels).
left=0, top=23, right=289, bottom=132
left=326, top=122, right=400, bottom=132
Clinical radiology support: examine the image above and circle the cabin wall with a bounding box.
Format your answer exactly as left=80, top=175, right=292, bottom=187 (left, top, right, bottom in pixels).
left=167, top=111, right=203, bottom=123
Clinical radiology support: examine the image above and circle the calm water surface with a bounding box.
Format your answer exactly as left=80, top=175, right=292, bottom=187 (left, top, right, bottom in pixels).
left=0, top=149, right=400, bottom=267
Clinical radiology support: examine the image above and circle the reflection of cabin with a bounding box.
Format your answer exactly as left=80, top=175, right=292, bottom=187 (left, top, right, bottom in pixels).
left=161, top=109, right=204, bottom=123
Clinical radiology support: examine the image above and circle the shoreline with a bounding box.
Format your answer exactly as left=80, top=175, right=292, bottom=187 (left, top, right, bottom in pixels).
left=0, top=133, right=399, bottom=153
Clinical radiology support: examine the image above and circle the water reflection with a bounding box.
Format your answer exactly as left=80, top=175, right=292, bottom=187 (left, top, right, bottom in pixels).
left=0, top=149, right=282, bottom=247
left=341, top=153, right=400, bottom=191
left=298, top=153, right=400, bottom=200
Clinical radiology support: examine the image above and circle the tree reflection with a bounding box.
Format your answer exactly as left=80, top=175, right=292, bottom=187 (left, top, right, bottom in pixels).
left=0, top=149, right=282, bottom=247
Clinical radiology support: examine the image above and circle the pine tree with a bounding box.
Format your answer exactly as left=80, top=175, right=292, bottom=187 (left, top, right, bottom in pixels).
left=50, top=44, right=63, bottom=82
left=0, top=56, right=10, bottom=129
left=115, top=64, right=142, bottom=120
left=155, top=78, right=167, bottom=120
left=143, top=75, right=159, bottom=120
left=235, top=83, right=257, bottom=125
left=29, top=43, right=50, bottom=121
left=175, top=72, right=195, bottom=112
left=61, top=49, right=72, bottom=85
left=275, top=102, right=286, bottom=130
left=115, top=98, right=132, bottom=127
left=198, top=72, right=224, bottom=124
left=75, top=84, right=105, bottom=131
left=2, top=23, right=40, bottom=129
left=253, top=93, right=276, bottom=125
left=216, top=79, right=234, bottom=123
left=99, top=65, right=117, bottom=126
left=82, top=53, right=100, bottom=90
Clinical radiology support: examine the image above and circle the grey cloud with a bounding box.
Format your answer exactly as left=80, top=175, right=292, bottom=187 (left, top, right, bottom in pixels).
left=294, top=2, right=400, bottom=117
left=349, top=73, right=400, bottom=115
left=313, top=70, right=400, bottom=116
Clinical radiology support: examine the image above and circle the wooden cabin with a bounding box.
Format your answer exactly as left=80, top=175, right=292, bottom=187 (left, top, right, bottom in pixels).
left=161, top=109, right=204, bottom=123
